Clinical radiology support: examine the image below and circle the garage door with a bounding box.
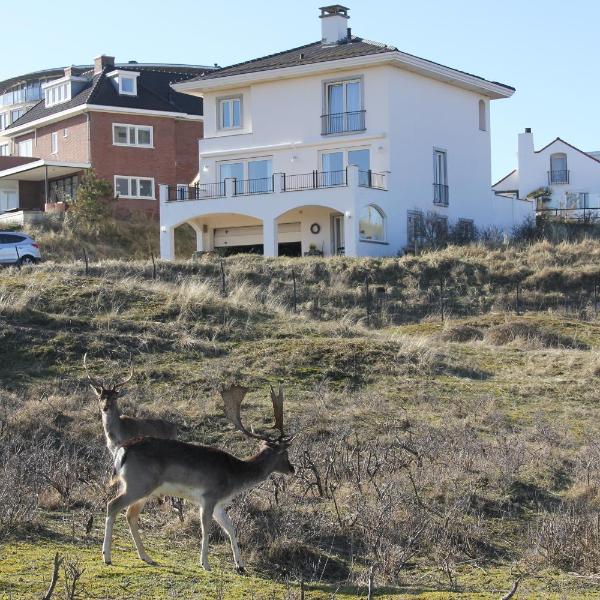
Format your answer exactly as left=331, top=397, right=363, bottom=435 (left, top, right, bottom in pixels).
left=214, top=222, right=300, bottom=247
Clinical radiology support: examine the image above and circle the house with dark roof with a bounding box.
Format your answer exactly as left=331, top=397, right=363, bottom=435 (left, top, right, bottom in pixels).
left=493, top=129, right=600, bottom=219
left=0, top=56, right=215, bottom=217
left=158, top=5, right=532, bottom=259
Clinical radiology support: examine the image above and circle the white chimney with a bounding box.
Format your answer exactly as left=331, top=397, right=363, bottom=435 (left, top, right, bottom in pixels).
left=320, top=5, right=350, bottom=45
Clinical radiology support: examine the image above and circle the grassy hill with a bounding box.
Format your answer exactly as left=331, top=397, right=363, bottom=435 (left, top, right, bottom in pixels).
left=2, top=244, right=600, bottom=598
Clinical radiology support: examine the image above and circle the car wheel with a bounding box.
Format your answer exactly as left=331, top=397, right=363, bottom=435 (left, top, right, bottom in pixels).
left=19, top=255, right=36, bottom=266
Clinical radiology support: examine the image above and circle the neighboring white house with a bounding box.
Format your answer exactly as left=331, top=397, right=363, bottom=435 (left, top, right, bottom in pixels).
left=160, top=5, right=532, bottom=259
left=494, top=128, right=600, bottom=218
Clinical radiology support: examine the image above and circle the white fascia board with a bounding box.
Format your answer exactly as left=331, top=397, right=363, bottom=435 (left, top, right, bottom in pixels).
left=0, top=159, right=91, bottom=178
left=4, top=104, right=203, bottom=136
left=174, top=52, right=514, bottom=100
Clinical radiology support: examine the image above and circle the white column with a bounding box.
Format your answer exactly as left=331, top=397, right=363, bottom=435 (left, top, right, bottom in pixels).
left=160, top=226, right=175, bottom=260
left=344, top=210, right=358, bottom=257
left=159, top=184, right=169, bottom=204
left=225, top=178, right=236, bottom=197
left=263, top=218, right=278, bottom=257
left=347, top=164, right=360, bottom=189
left=190, top=223, right=205, bottom=252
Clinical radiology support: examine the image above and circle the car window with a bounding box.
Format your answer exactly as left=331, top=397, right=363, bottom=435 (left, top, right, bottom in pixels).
left=0, top=233, right=25, bottom=244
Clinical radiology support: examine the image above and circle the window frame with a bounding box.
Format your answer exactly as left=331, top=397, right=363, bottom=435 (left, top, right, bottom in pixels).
left=359, top=204, right=387, bottom=243
left=478, top=99, right=487, bottom=131
left=113, top=175, right=155, bottom=200
left=51, top=132, right=58, bottom=155
left=217, top=96, right=243, bottom=131
left=118, top=75, right=137, bottom=96
left=323, top=76, right=364, bottom=115
left=112, top=123, right=154, bottom=148
left=407, top=209, right=425, bottom=246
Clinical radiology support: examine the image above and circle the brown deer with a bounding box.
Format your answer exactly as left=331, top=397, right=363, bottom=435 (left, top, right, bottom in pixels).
left=84, top=354, right=177, bottom=456
left=102, top=384, right=294, bottom=572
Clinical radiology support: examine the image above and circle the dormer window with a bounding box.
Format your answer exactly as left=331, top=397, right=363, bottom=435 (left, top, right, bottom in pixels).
left=107, top=70, right=139, bottom=96
left=42, top=75, right=87, bottom=108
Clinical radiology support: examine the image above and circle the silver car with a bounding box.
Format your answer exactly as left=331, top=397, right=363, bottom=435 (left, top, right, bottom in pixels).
left=0, top=231, right=41, bottom=265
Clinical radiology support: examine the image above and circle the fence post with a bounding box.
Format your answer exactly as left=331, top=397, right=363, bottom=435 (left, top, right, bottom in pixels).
left=365, top=275, right=371, bottom=327
left=595, top=279, right=599, bottom=314
left=292, top=269, right=298, bottom=313
left=14, top=245, right=21, bottom=271
left=220, top=260, right=227, bottom=297
left=150, top=250, right=157, bottom=281
left=82, top=246, right=89, bottom=275
left=439, top=272, right=445, bottom=323
left=516, top=281, right=521, bottom=315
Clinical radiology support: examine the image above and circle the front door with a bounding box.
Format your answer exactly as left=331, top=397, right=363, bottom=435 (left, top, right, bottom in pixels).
left=332, top=214, right=344, bottom=255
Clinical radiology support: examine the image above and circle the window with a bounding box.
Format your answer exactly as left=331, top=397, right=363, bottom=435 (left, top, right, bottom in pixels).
left=17, top=139, right=33, bottom=157
left=348, top=149, right=370, bottom=186
left=456, top=219, right=475, bottom=242
left=51, top=132, right=58, bottom=154
left=44, top=82, right=71, bottom=107
left=565, top=192, right=589, bottom=209
left=119, top=76, right=137, bottom=96
left=478, top=100, right=487, bottom=131
left=63, top=129, right=69, bottom=138
left=433, top=149, right=449, bottom=205
left=0, top=113, right=7, bottom=131
left=550, top=153, right=568, bottom=184
left=219, top=97, right=242, bottom=130
left=323, top=79, right=364, bottom=134
left=114, top=176, right=155, bottom=199
left=219, top=159, right=273, bottom=194
left=49, top=175, right=79, bottom=202
left=359, top=205, right=385, bottom=242
left=0, top=144, right=9, bottom=156
left=407, top=210, right=425, bottom=246
left=112, top=124, right=153, bottom=147
left=10, top=108, right=25, bottom=124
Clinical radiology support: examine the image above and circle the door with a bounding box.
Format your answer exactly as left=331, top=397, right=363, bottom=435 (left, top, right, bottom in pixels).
left=332, top=215, right=345, bottom=255
left=326, top=80, right=362, bottom=132
left=247, top=159, right=272, bottom=194
left=321, top=151, right=344, bottom=186
left=348, top=149, right=370, bottom=186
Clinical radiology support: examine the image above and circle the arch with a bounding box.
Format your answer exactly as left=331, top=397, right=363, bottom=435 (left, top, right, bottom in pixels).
left=550, top=152, right=568, bottom=184
left=478, top=99, right=487, bottom=131
left=273, top=202, right=347, bottom=221
left=359, top=204, right=386, bottom=242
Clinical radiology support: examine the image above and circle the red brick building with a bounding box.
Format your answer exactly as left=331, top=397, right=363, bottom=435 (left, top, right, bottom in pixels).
left=0, top=56, right=211, bottom=216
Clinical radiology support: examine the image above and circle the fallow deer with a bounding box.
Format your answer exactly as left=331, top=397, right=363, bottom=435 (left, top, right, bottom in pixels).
left=84, top=354, right=177, bottom=456
left=102, top=384, right=294, bottom=572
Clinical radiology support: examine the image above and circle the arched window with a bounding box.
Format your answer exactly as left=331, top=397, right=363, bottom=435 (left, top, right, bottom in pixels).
left=478, top=99, right=487, bottom=131
left=359, top=205, right=385, bottom=241
left=550, top=153, right=568, bottom=184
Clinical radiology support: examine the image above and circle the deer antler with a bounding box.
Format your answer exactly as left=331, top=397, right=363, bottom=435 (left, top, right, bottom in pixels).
left=83, top=353, right=105, bottom=389
left=221, top=386, right=268, bottom=441
left=113, top=365, right=134, bottom=389
left=269, top=384, right=285, bottom=437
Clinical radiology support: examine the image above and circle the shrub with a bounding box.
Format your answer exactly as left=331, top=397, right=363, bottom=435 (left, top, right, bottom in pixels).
left=484, top=321, right=586, bottom=349
left=438, top=324, right=484, bottom=343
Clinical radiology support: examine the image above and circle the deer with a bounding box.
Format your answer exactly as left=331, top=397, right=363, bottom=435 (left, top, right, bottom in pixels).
left=84, top=354, right=178, bottom=456
left=102, top=384, right=294, bottom=573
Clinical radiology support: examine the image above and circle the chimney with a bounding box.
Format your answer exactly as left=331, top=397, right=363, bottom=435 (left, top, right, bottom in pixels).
left=64, top=66, right=73, bottom=78
left=94, top=55, right=115, bottom=74
left=320, top=5, right=350, bottom=45
left=518, top=128, right=534, bottom=157
left=518, top=128, right=534, bottom=199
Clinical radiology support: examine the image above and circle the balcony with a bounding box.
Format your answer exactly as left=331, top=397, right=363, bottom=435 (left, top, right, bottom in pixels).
left=321, top=110, right=366, bottom=135
left=433, top=183, right=449, bottom=206
left=548, top=170, right=569, bottom=185
left=235, top=177, right=274, bottom=196
left=168, top=182, right=225, bottom=201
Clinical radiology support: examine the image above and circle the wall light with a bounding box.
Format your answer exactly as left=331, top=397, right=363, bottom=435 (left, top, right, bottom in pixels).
left=345, top=211, right=352, bottom=218
left=160, top=226, right=167, bottom=232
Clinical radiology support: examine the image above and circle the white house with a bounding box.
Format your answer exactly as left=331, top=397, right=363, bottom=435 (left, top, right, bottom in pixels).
left=160, top=5, right=532, bottom=259
left=493, top=128, right=600, bottom=218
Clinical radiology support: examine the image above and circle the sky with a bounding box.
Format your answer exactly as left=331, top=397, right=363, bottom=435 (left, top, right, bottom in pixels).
left=3, top=0, right=598, bottom=182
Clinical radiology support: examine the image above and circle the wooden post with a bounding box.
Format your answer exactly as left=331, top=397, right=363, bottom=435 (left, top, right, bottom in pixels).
left=365, top=275, right=371, bottom=327
left=150, top=250, right=157, bottom=281
left=220, top=260, right=227, bottom=297
left=82, top=247, right=89, bottom=276
left=439, top=272, right=445, bottom=323
left=292, top=269, right=298, bottom=313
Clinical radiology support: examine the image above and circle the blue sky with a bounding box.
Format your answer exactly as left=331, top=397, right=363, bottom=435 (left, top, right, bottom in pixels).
left=3, top=0, right=597, bottom=181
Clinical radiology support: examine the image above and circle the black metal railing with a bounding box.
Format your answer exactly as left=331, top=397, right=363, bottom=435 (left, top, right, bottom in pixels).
left=433, top=183, right=449, bottom=206
left=537, top=206, right=600, bottom=222
left=359, top=170, right=386, bottom=190
left=167, top=182, right=225, bottom=201
left=282, top=170, right=347, bottom=192
left=548, top=170, right=570, bottom=184
left=321, top=110, right=366, bottom=135
left=234, top=177, right=274, bottom=196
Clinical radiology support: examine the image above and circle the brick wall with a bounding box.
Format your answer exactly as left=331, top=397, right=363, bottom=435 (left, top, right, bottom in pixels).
left=14, top=113, right=90, bottom=163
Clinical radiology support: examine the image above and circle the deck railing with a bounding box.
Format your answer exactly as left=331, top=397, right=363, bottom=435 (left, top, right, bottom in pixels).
left=167, top=182, right=225, bottom=201
left=358, top=170, right=386, bottom=190
left=282, top=169, right=347, bottom=191
left=321, top=110, right=366, bottom=135
left=548, top=170, right=570, bottom=185
left=234, top=176, right=274, bottom=196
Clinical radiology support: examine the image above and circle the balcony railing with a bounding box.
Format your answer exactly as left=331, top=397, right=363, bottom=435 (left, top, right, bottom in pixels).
left=282, top=170, right=347, bottom=191
left=433, top=183, right=449, bottom=206
left=321, top=110, right=366, bottom=135
left=167, top=182, right=225, bottom=201
left=359, top=170, right=386, bottom=190
left=548, top=170, right=569, bottom=185
left=537, top=206, right=600, bottom=222
left=234, top=177, right=274, bottom=196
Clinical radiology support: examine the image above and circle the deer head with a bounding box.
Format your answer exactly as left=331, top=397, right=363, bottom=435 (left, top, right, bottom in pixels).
left=221, top=384, right=295, bottom=473
left=84, top=353, right=133, bottom=411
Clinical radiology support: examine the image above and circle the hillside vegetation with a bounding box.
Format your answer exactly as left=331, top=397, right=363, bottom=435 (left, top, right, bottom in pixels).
left=2, top=242, right=600, bottom=599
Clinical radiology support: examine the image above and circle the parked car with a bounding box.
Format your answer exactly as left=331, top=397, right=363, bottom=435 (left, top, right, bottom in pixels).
left=0, top=232, right=41, bottom=265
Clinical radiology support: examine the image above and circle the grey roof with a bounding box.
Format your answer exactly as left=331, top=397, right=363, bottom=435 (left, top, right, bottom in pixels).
left=185, top=36, right=515, bottom=92
left=6, top=66, right=208, bottom=130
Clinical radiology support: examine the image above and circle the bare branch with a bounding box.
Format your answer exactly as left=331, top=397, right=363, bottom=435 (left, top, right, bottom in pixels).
left=500, top=577, right=522, bottom=600
left=41, top=552, right=64, bottom=600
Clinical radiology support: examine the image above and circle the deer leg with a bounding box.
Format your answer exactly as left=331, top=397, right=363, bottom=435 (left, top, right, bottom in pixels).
left=199, top=500, right=216, bottom=571
left=126, top=500, right=156, bottom=565
left=213, top=505, right=245, bottom=573
left=103, top=491, right=146, bottom=565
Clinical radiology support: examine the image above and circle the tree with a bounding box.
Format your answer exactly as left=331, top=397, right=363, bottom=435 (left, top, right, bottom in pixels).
left=64, top=171, right=115, bottom=234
